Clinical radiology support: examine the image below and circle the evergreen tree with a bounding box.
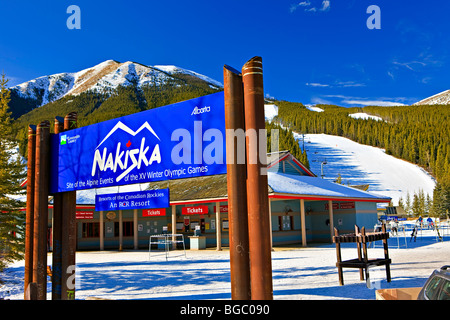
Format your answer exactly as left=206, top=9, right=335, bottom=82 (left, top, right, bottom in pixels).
left=405, top=191, right=412, bottom=216
left=433, top=179, right=450, bottom=218
left=412, top=193, right=420, bottom=217
left=425, top=193, right=432, bottom=215
left=0, top=74, right=26, bottom=271
left=398, top=196, right=404, bottom=209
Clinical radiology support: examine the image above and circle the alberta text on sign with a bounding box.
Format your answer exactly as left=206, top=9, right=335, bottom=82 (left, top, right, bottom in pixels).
left=95, top=189, right=169, bottom=211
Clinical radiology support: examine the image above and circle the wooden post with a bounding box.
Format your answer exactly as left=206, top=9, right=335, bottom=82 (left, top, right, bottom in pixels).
left=25, top=282, right=38, bottom=300
left=242, top=56, right=273, bottom=300
left=33, top=120, right=50, bottom=300
left=133, top=209, right=138, bottom=250
left=216, top=201, right=222, bottom=251
left=119, top=210, right=123, bottom=251
left=61, top=112, right=77, bottom=300
left=334, top=228, right=344, bottom=286
left=382, top=223, right=391, bottom=282
left=99, top=211, right=104, bottom=250
left=355, top=225, right=364, bottom=281
left=51, top=116, right=64, bottom=300
left=24, top=125, right=36, bottom=299
left=300, top=199, right=307, bottom=247
left=328, top=200, right=334, bottom=243
left=171, top=205, right=176, bottom=247
left=268, top=199, right=273, bottom=250
left=224, top=64, right=251, bottom=299
left=361, top=227, right=370, bottom=285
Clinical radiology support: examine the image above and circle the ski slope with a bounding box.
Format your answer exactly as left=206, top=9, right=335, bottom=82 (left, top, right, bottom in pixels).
left=295, top=133, right=436, bottom=206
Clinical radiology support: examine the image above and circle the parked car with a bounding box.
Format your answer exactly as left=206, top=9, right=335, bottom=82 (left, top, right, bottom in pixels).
left=376, top=265, right=450, bottom=300
left=417, top=265, right=450, bottom=300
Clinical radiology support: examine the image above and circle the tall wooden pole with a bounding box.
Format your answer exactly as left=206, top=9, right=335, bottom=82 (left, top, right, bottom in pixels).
left=215, top=202, right=222, bottom=251
left=51, top=116, right=64, bottom=299
left=242, top=56, right=273, bottom=300
left=24, top=125, right=36, bottom=299
left=61, top=112, right=77, bottom=300
left=33, top=120, right=50, bottom=300
left=223, top=64, right=251, bottom=300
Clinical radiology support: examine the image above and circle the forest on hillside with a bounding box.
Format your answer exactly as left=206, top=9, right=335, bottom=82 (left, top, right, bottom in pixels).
left=273, top=100, right=450, bottom=217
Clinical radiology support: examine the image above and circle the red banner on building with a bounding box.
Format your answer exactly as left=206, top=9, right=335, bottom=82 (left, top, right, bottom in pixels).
left=340, top=202, right=355, bottom=209
left=325, top=203, right=339, bottom=210
left=182, top=206, right=208, bottom=215
left=213, top=205, right=228, bottom=213
left=76, top=211, right=94, bottom=219
left=142, top=208, right=166, bottom=217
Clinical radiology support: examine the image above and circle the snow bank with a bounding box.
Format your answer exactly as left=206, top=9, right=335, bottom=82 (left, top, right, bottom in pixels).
left=305, top=105, right=324, bottom=112
left=264, top=104, right=278, bottom=121
left=349, top=113, right=383, bottom=121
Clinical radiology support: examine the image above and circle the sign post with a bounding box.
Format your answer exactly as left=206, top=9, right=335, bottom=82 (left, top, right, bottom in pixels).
left=24, top=125, right=36, bottom=299
left=61, top=112, right=77, bottom=300
left=224, top=64, right=251, bottom=300
left=33, top=120, right=50, bottom=300
left=51, top=116, right=64, bottom=300
left=242, top=57, right=273, bottom=300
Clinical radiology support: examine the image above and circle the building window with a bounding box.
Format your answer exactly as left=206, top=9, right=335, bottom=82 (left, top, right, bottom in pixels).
left=82, top=222, right=100, bottom=238
left=114, top=221, right=134, bottom=237
left=278, top=215, right=294, bottom=231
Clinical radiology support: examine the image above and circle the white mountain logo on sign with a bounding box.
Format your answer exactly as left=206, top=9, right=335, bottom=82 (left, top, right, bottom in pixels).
left=91, top=121, right=161, bottom=182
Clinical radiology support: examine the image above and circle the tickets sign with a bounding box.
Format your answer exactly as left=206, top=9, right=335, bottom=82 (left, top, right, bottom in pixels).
left=142, top=208, right=166, bottom=217
left=182, top=206, right=209, bottom=215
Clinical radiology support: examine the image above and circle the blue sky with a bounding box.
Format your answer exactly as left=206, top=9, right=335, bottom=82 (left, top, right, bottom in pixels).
left=1, top=0, right=449, bottom=106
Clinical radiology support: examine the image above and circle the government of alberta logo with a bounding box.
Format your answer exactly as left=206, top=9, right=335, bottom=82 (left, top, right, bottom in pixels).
left=60, top=135, right=67, bottom=145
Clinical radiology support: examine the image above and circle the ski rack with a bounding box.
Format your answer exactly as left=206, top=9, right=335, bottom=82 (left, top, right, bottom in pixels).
left=148, top=234, right=186, bottom=261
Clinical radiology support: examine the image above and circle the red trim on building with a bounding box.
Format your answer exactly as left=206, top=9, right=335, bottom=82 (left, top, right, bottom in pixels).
left=268, top=194, right=390, bottom=203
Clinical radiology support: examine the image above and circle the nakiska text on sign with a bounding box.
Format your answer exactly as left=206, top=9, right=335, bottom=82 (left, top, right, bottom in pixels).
left=50, top=92, right=226, bottom=193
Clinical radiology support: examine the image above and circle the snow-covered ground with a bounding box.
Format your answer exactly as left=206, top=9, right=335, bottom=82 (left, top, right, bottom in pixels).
left=1, top=227, right=449, bottom=300
left=264, top=104, right=279, bottom=121
left=305, top=105, right=324, bottom=112
left=296, top=133, right=436, bottom=206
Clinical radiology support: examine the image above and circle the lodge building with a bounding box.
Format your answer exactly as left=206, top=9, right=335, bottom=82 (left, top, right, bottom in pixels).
left=45, top=151, right=391, bottom=250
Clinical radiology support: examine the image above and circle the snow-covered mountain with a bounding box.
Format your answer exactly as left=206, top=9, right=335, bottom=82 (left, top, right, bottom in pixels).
left=10, top=60, right=223, bottom=108
left=414, top=89, right=450, bottom=105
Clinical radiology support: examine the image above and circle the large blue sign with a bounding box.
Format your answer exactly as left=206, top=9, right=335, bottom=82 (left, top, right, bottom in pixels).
left=95, top=189, right=169, bottom=211
left=50, top=92, right=226, bottom=193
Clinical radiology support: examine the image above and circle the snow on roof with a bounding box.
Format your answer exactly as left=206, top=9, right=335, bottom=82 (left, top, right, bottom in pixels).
left=267, top=172, right=391, bottom=202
